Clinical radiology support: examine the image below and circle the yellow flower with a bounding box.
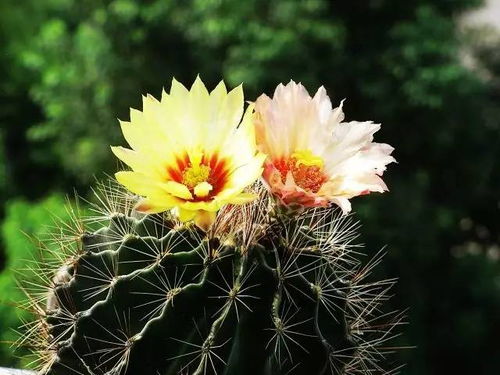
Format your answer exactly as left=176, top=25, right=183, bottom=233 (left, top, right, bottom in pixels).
left=112, top=77, right=266, bottom=230
left=254, top=81, right=395, bottom=214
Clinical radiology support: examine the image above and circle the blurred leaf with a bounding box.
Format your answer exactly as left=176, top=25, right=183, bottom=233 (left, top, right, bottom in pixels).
left=0, top=194, right=70, bottom=367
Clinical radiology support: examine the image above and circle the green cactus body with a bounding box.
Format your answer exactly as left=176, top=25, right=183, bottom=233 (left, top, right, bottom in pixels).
left=24, top=184, right=399, bottom=375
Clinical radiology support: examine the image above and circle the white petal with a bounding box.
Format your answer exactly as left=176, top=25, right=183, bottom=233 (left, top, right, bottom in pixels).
left=324, top=121, right=381, bottom=174
left=330, top=197, right=352, bottom=214
left=312, top=86, right=332, bottom=124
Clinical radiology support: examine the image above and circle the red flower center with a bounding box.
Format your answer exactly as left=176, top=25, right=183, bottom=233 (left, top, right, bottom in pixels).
left=274, top=157, right=327, bottom=193
left=166, top=152, right=231, bottom=201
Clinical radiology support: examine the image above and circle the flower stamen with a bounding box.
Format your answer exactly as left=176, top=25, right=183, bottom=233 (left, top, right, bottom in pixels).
left=291, top=149, right=324, bottom=168
left=275, top=156, right=327, bottom=193
left=182, top=164, right=211, bottom=188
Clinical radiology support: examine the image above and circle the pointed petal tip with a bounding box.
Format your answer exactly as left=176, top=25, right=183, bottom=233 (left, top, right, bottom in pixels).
left=212, top=80, right=228, bottom=95
left=190, top=75, right=209, bottom=95
left=192, top=74, right=204, bottom=85
left=228, top=82, right=244, bottom=97
left=171, top=77, right=186, bottom=91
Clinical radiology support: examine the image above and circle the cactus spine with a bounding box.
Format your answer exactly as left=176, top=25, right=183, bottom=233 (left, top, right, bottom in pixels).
left=20, top=182, right=401, bottom=375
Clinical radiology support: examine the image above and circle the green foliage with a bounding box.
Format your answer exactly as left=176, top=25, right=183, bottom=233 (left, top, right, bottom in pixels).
left=0, top=131, right=6, bottom=197
left=0, top=194, right=69, bottom=367
left=17, top=6, right=117, bottom=182
left=170, top=0, right=347, bottom=91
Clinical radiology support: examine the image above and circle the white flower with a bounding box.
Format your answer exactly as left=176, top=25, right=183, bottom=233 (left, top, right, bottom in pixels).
left=254, top=81, right=395, bottom=213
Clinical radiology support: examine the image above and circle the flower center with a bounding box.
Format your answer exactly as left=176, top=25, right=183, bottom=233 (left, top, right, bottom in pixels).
left=181, top=163, right=213, bottom=198
left=182, top=164, right=211, bottom=188
left=168, top=151, right=231, bottom=201
left=291, top=149, right=324, bottom=168
left=275, top=150, right=327, bottom=193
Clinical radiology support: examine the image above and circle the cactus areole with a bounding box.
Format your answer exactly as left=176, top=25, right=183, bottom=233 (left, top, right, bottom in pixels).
left=22, top=79, right=399, bottom=374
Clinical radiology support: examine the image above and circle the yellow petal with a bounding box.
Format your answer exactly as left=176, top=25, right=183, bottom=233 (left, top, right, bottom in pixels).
left=194, top=210, right=216, bottom=231
left=161, top=87, right=169, bottom=102
left=134, top=199, right=171, bottom=214
left=119, top=120, right=142, bottom=150
left=226, top=193, right=258, bottom=205
left=163, top=181, right=193, bottom=200
left=170, top=78, right=189, bottom=98
left=180, top=200, right=220, bottom=212
left=223, top=152, right=266, bottom=192
left=113, top=77, right=266, bottom=223
left=111, top=146, right=164, bottom=179
left=210, top=81, right=227, bottom=101
left=142, top=93, right=160, bottom=114
left=129, top=108, right=144, bottom=124
left=115, top=171, right=160, bottom=196
left=224, top=84, right=244, bottom=126
left=174, top=207, right=197, bottom=222
left=224, top=104, right=257, bottom=162
left=119, top=118, right=166, bottom=156
left=239, top=103, right=256, bottom=141
left=187, top=148, right=203, bottom=168
left=115, top=171, right=179, bottom=206
left=111, top=146, right=142, bottom=170
left=201, top=83, right=244, bottom=154
left=191, top=75, right=209, bottom=101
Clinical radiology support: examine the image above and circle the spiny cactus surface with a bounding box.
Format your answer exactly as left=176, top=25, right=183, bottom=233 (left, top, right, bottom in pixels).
left=20, top=183, right=401, bottom=375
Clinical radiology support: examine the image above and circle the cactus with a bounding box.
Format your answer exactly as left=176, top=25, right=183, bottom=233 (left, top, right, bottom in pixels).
left=18, top=181, right=402, bottom=375
left=15, top=78, right=400, bottom=374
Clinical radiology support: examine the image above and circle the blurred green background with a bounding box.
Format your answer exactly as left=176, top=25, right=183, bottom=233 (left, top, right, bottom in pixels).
left=0, top=0, right=499, bottom=373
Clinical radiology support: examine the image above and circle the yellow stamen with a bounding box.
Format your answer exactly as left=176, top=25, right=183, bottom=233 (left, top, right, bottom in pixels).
left=182, top=164, right=211, bottom=188
left=291, top=149, right=324, bottom=168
